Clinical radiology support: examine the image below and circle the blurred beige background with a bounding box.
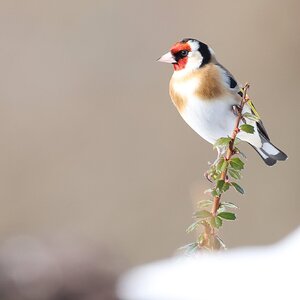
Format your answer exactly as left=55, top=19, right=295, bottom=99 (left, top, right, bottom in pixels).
left=0, top=0, right=298, bottom=267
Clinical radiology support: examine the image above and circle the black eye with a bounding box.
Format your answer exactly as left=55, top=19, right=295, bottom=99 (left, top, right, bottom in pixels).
left=180, top=50, right=188, bottom=57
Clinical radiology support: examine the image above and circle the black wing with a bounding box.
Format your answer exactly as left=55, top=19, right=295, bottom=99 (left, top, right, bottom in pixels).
left=217, top=63, right=240, bottom=93
left=218, top=63, right=271, bottom=141
left=248, top=101, right=270, bottom=141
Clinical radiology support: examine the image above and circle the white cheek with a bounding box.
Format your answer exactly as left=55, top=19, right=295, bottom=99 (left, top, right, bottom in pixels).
left=185, top=52, right=203, bottom=70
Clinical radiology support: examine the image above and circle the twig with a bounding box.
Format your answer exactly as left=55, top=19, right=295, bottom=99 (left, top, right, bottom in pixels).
left=211, top=83, right=250, bottom=216
left=183, top=82, right=252, bottom=252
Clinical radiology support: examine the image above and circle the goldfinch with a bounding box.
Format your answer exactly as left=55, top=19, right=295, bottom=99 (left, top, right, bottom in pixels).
left=158, top=38, right=287, bottom=166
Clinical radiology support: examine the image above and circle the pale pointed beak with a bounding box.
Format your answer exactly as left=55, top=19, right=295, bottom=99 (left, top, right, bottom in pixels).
left=157, top=51, right=177, bottom=64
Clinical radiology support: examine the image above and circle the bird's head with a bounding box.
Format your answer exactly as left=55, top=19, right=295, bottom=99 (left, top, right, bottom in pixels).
left=158, top=38, right=213, bottom=72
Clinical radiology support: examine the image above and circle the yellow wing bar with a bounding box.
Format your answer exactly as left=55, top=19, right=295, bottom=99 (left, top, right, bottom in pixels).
left=247, top=99, right=260, bottom=119
left=240, top=87, right=260, bottom=120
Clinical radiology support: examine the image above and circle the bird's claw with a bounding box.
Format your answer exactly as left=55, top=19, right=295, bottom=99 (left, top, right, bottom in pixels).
left=232, top=104, right=242, bottom=116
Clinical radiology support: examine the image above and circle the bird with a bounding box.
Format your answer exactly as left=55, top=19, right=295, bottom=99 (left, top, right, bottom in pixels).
left=157, top=38, right=287, bottom=166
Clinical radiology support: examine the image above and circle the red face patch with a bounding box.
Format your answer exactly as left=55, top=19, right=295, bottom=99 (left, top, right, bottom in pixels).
left=170, top=42, right=191, bottom=71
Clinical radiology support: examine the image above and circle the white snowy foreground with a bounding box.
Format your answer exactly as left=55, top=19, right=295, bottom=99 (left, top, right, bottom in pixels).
left=118, top=228, right=300, bottom=300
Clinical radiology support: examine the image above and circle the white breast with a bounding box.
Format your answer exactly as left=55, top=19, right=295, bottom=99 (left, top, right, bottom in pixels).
left=171, top=75, right=232, bottom=144
left=181, top=95, right=237, bottom=144
left=171, top=70, right=262, bottom=148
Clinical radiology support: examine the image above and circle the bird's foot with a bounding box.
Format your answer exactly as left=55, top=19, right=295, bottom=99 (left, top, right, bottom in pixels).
left=232, top=104, right=242, bottom=116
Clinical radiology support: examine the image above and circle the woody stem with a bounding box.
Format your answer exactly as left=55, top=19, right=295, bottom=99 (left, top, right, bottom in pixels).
left=211, top=83, right=250, bottom=217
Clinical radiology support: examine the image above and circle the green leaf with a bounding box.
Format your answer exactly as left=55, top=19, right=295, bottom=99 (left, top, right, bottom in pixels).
left=243, top=112, right=260, bottom=122
left=186, top=220, right=201, bottom=233
left=231, top=182, right=245, bottom=194
left=211, top=189, right=218, bottom=197
left=216, top=179, right=225, bottom=191
left=215, top=157, right=225, bottom=173
left=210, top=216, right=217, bottom=228
left=213, top=137, right=231, bottom=149
left=194, top=210, right=211, bottom=219
left=240, top=124, right=255, bottom=134
left=198, top=199, right=213, bottom=208
left=215, top=180, right=230, bottom=195
left=222, top=182, right=230, bottom=193
left=230, top=157, right=244, bottom=171
left=228, top=168, right=241, bottom=179
left=220, top=202, right=238, bottom=209
left=215, top=216, right=223, bottom=228
left=218, top=212, right=236, bottom=220
left=210, top=216, right=223, bottom=228
left=220, top=160, right=228, bottom=172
